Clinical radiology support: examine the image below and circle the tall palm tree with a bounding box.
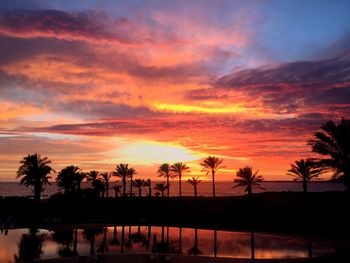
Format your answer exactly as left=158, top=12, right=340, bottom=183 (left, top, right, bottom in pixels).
left=100, top=172, right=112, bottom=198
left=56, top=165, right=82, bottom=194
left=233, top=166, right=264, bottom=195
left=287, top=159, right=323, bottom=193
left=200, top=156, right=223, bottom=198
left=113, top=164, right=130, bottom=197
left=16, top=153, right=54, bottom=202
left=157, top=163, right=171, bottom=197
left=128, top=167, right=137, bottom=197
left=133, top=179, right=145, bottom=197
left=154, top=183, right=168, bottom=197
left=187, top=177, right=202, bottom=197
left=308, top=118, right=350, bottom=191
left=171, top=162, right=189, bottom=197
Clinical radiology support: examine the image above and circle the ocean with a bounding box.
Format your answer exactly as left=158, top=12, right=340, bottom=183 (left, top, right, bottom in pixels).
left=0, top=181, right=345, bottom=198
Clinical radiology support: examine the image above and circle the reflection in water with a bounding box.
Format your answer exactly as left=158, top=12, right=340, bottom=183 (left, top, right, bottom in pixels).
left=0, top=226, right=335, bottom=262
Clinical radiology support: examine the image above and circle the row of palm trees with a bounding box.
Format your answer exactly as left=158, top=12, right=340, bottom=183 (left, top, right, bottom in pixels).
left=16, top=118, right=350, bottom=201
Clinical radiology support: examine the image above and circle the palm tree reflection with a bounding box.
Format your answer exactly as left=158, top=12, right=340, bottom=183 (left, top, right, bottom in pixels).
left=14, top=228, right=44, bottom=262
left=188, top=228, right=202, bottom=255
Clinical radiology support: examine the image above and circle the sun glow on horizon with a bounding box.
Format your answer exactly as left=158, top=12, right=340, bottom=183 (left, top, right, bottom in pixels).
left=106, top=140, right=205, bottom=165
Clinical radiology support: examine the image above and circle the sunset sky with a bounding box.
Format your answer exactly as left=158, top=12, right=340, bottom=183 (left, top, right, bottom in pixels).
left=1, top=0, right=350, bottom=181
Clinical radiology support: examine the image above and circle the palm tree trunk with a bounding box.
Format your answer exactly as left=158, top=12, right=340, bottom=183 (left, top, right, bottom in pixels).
left=130, top=176, right=133, bottom=197
left=214, top=229, right=217, bottom=257
left=179, top=227, right=182, bottom=254
left=251, top=232, right=255, bottom=260
left=247, top=185, right=252, bottom=195
left=149, top=185, right=152, bottom=197
left=303, top=180, right=308, bottom=193
left=179, top=175, right=182, bottom=197
left=90, top=233, right=95, bottom=256
left=167, top=175, right=170, bottom=197
left=106, top=183, right=109, bottom=198
left=139, top=187, right=142, bottom=197
left=121, top=225, right=125, bottom=254
left=73, top=228, right=78, bottom=255
left=34, top=181, right=41, bottom=202
left=211, top=170, right=216, bottom=198
left=194, top=185, right=197, bottom=197
left=122, top=179, right=126, bottom=197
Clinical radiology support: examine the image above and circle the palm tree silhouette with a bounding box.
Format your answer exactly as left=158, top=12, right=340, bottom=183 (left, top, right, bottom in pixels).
left=233, top=166, right=264, bottom=195
left=308, top=118, right=350, bottom=191
left=133, top=179, right=145, bottom=197
left=154, top=183, right=168, bottom=197
left=56, top=165, right=82, bottom=194
left=113, top=164, right=137, bottom=197
left=144, top=179, right=152, bottom=197
left=187, top=177, right=202, bottom=197
left=171, top=162, right=189, bottom=197
left=112, top=184, right=122, bottom=198
left=16, top=153, right=54, bottom=202
left=128, top=168, right=137, bottom=197
left=113, top=164, right=130, bottom=197
left=287, top=159, right=323, bottom=193
left=86, top=170, right=104, bottom=196
left=200, top=156, right=223, bottom=198
left=157, top=163, right=171, bottom=197
left=86, top=170, right=100, bottom=189
left=101, top=172, right=112, bottom=198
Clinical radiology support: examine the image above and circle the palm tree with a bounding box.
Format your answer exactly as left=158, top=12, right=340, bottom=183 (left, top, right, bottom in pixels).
left=16, top=153, right=54, bottom=202
left=154, top=183, right=168, bottom=197
left=171, top=162, right=189, bottom=197
left=187, top=177, right=202, bottom=197
left=112, top=184, right=122, bottom=198
left=157, top=163, right=171, bottom=197
left=100, top=172, right=112, bottom=198
left=308, top=119, right=350, bottom=191
left=56, top=165, right=82, bottom=194
left=86, top=170, right=102, bottom=194
left=113, top=164, right=130, bottom=197
left=144, top=179, right=152, bottom=197
left=200, top=156, right=223, bottom=198
left=287, top=159, right=323, bottom=193
left=133, top=179, right=145, bottom=197
left=233, top=166, right=264, bottom=195
left=128, top=167, right=137, bottom=197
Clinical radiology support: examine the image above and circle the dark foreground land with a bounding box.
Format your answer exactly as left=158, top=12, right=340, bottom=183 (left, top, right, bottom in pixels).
left=1, top=192, right=349, bottom=236
left=1, top=192, right=350, bottom=262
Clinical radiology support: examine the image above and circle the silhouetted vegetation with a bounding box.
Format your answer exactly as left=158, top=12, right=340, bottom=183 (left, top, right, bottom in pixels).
left=200, top=156, right=224, bottom=198
left=56, top=165, right=82, bottom=195
left=157, top=163, right=171, bottom=197
left=233, top=166, right=265, bottom=195
left=16, top=153, right=54, bottom=202
left=287, top=159, right=323, bottom=193
left=154, top=182, right=169, bottom=197
left=187, top=177, right=202, bottom=197
left=171, top=162, right=189, bottom=197
left=309, top=118, right=350, bottom=191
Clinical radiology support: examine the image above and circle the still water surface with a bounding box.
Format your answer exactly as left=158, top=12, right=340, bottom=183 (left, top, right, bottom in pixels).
left=0, top=226, right=334, bottom=262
